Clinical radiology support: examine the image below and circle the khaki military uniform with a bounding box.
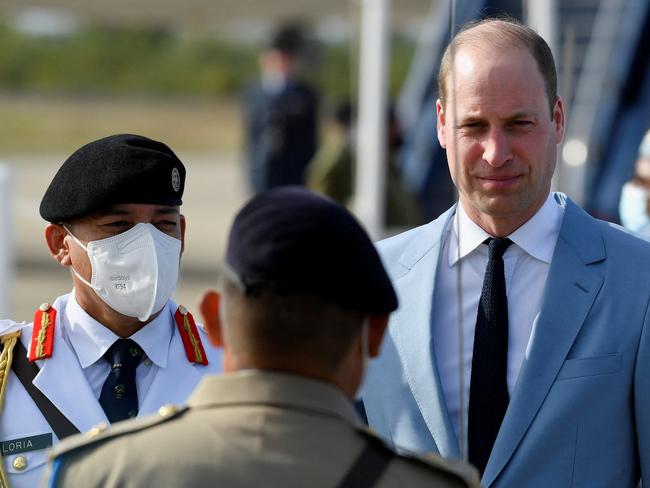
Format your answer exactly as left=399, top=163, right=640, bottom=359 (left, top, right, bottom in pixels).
left=46, top=370, right=479, bottom=488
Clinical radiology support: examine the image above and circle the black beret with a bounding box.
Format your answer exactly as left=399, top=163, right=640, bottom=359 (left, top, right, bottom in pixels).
left=223, top=186, right=398, bottom=314
left=268, top=23, right=305, bottom=55
left=40, top=134, right=185, bottom=222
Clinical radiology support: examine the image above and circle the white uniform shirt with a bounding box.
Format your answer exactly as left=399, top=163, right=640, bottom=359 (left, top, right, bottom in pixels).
left=432, top=193, right=564, bottom=444
left=64, top=293, right=173, bottom=405
left=1, top=293, right=222, bottom=488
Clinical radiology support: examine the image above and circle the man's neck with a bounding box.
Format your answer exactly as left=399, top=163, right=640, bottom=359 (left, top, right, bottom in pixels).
left=460, top=197, right=549, bottom=238
left=225, top=354, right=359, bottom=401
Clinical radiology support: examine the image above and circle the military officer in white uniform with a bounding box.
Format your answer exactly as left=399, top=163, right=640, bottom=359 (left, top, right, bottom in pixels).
left=0, top=134, right=221, bottom=488
left=44, top=187, right=479, bottom=488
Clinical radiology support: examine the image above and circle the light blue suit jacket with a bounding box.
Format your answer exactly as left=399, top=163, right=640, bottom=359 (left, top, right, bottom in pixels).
left=362, top=194, right=650, bottom=487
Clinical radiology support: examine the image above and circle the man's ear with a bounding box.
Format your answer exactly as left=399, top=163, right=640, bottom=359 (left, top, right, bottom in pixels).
left=367, top=314, right=389, bottom=358
left=552, top=95, right=566, bottom=144
left=436, top=99, right=447, bottom=149
left=44, top=223, right=72, bottom=267
left=199, top=290, right=223, bottom=348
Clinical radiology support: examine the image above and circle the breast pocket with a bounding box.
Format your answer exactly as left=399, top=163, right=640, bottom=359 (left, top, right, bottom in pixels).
left=2, top=432, right=53, bottom=485
left=556, top=353, right=622, bottom=380
left=5, top=448, right=47, bottom=473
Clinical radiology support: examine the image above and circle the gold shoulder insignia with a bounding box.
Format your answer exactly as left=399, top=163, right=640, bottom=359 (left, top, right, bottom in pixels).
left=174, top=306, right=209, bottom=365
left=29, top=303, right=57, bottom=362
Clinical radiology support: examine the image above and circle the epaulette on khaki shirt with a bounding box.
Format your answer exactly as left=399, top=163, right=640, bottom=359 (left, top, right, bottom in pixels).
left=354, top=424, right=478, bottom=485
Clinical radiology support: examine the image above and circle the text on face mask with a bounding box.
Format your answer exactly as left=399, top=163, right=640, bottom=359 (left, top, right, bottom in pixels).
left=110, top=275, right=130, bottom=290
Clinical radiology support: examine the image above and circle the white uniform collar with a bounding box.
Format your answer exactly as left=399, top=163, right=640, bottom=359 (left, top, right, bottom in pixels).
left=65, top=293, right=173, bottom=369
left=449, top=192, right=564, bottom=266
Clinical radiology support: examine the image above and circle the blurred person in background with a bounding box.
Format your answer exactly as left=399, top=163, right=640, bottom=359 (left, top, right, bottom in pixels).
left=307, top=101, right=422, bottom=228
left=0, top=134, right=221, bottom=488
left=307, top=100, right=354, bottom=205
left=619, top=129, right=650, bottom=236
left=243, top=23, right=319, bottom=193
left=45, top=187, right=479, bottom=488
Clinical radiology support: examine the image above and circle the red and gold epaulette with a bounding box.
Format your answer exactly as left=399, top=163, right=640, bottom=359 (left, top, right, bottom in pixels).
left=29, top=302, right=57, bottom=362
left=174, top=305, right=208, bottom=366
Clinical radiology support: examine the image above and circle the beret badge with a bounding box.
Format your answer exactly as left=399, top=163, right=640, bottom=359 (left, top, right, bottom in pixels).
left=171, top=167, right=181, bottom=192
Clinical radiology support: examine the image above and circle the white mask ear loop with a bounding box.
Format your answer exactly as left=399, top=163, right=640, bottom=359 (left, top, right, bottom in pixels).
left=360, top=316, right=370, bottom=383
left=61, top=225, right=101, bottom=292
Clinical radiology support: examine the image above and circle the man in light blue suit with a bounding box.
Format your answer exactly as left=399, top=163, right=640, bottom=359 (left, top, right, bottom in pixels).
left=362, top=18, right=650, bottom=487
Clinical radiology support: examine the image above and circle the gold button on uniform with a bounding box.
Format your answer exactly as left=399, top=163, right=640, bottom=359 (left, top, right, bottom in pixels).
left=12, top=455, right=27, bottom=471
left=158, top=404, right=177, bottom=417
left=88, top=422, right=108, bottom=438
left=39, top=302, right=51, bottom=312
left=178, top=305, right=188, bottom=316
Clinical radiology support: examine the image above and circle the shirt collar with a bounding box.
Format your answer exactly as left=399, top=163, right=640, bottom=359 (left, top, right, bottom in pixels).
left=130, top=304, right=173, bottom=368
left=65, top=294, right=173, bottom=369
left=508, top=192, right=564, bottom=263
left=448, top=203, right=491, bottom=266
left=189, top=370, right=361, bottom=427
left=449, top=192, right=564, bottom=266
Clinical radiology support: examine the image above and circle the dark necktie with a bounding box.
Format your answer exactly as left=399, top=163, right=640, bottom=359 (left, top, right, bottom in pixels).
left=468, top=237, right=512, bottom=475
left=99, top=339, right=143, bottom=423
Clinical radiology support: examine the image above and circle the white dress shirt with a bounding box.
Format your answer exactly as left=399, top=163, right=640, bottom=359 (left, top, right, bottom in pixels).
left=63, top=293, right=174, bottom=407
left=432, top=193, right=564, bottom=444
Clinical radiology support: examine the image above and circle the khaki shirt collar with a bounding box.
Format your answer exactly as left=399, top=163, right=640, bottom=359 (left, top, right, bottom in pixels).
left=188, top=370, right=361, bottom=427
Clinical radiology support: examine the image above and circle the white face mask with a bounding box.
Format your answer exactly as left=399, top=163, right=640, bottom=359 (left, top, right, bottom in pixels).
left=64, top=223, right=182, bottom=322
left=619, top=182, right=650, bottom=233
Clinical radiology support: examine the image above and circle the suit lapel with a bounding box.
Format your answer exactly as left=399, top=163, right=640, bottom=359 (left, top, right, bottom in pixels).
left=482, top=197, right=606, bottom=486
left=31, top=318, right=108, bottom=435
left=391, top=206, right=461, bottom=458
left=138, top=327, right=203, bottom=415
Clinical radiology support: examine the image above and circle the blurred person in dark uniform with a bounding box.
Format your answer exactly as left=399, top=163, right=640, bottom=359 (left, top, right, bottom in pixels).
left=619, top=129, right=650, bottom=236
left=45, top=187, right=479, bottom=488
left=243, top=23, right=319, bottom=193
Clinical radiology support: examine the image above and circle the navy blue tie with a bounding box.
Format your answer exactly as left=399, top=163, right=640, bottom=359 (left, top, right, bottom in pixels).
left=99, top=339, right=143, bottom=423
left=468, top=237, right=512, bottom=475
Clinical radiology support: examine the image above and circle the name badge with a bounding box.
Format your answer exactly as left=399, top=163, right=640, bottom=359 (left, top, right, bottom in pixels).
left=1, top=433, right=52, bottom=455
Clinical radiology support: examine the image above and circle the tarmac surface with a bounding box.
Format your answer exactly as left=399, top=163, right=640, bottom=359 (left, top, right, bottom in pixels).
left=5, top=152, right=249, bottom=323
